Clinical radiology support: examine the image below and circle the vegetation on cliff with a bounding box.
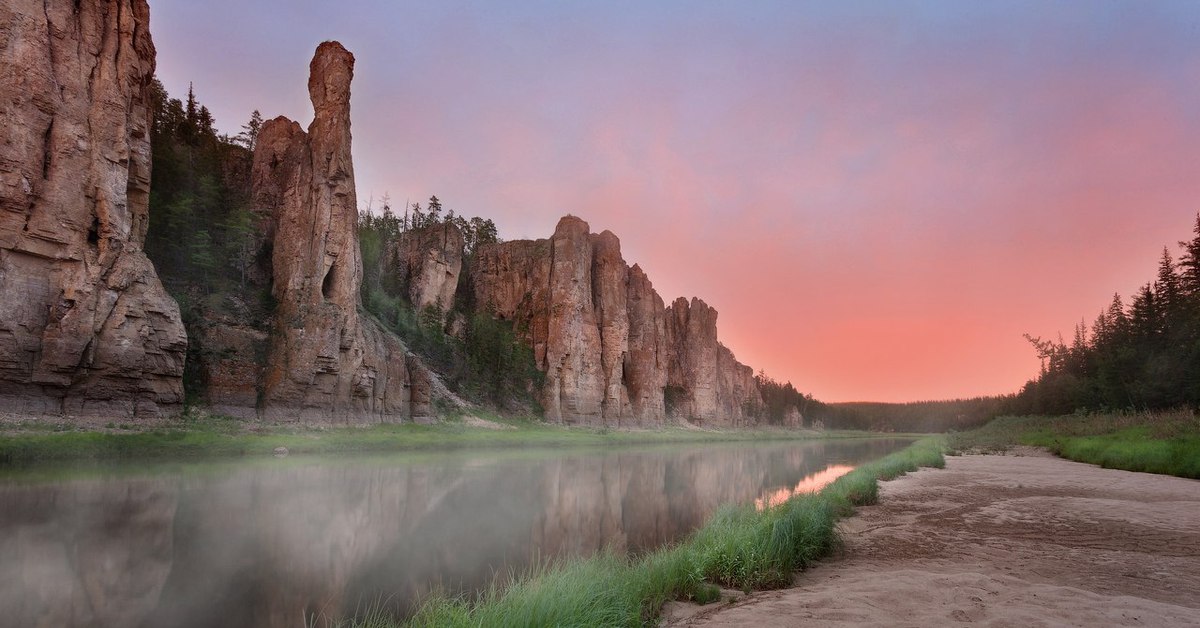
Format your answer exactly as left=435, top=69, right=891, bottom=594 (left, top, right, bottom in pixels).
left=358, top=200, right=545, bottom=411
left=143, top=80, right=270, bottom=402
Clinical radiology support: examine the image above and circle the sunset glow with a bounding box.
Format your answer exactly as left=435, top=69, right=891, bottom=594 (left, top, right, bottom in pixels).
left=151, top=1, right=1200, bottom=402
left=755, top=464, right=856, bottom=510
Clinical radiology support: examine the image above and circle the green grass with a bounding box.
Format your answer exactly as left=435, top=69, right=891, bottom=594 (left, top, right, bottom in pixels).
left=325, top=438, right=945, bottom=628
left=0, top=410, right=902, bottom=467
left=947, top=410, right=1200, bottom=479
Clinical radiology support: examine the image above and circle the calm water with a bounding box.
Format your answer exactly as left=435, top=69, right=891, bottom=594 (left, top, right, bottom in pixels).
left=0, top=438, right=910, bottom=627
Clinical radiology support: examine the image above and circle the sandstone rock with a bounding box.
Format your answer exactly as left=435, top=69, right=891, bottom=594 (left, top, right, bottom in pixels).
left=0, top=0, right=186, bottom=417
left=665, top=297, right=762, bottom=427
left=625, top=264, right=667, bottom=424
left=195, top=311, right=268, bottom=417
left=386, top=221, right=465, bottom=314
left=251, top=42, right=432, bottom=423
left=591, top=230, right=631, bottom=421
left=665, top=297, right=721, bottom=423
left=471, top=237, right=554, bottom=364
left=543, top=216, right=605, bottom=423
left=471, top=215, right=759, bottom=426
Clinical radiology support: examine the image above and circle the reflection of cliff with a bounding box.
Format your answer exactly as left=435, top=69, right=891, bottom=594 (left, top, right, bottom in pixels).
left=0, top=439, right=909, bottom=627
left=0, top=480, right=178, bottom=628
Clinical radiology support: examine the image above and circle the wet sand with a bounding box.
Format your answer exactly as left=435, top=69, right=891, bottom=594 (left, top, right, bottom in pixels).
left=666, top=448, right=1200, bottom=627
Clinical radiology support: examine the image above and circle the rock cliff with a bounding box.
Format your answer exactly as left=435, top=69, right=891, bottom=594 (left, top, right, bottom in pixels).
left=665, top=297, right=759, bottom=426
left=249, top=42, right=431, bottom=422
left=0, top=0, right=187, bottom=417
left=0, top=4, right=770, bottom=426
left=386, top=221, right=464, bottom=314
left=472, top=216, right=761, bottom=426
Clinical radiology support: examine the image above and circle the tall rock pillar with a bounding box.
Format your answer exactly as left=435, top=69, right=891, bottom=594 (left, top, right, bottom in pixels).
left=253, top=42, right=426, bottom=422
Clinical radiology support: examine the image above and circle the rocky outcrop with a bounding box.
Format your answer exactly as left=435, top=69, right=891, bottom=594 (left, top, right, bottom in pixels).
left=249, top=42, right=431, bottom=422
left=472, top=216, right=760, bottom=426
left=386, top=222, right=464, bottom=314
left=0, top=0, right=186, bottom=417
left=665, top=298, right=760, bottom=426
left=625, top=264, right=668, bottom=420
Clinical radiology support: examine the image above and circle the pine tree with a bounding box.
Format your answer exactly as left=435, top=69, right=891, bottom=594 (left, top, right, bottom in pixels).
left=1130, top=283, right=1160, bottom=339
left=427, top=195, right=442, bottom=223
left=1155, top=247, right=1182, bottom=316
left=236, top=110, right=264, bottom=151
left=1178, top=214, right=1200, bottom=296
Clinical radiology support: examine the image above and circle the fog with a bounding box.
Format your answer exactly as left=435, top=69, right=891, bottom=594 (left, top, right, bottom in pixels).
left=0, top=439, right=909, bottom=627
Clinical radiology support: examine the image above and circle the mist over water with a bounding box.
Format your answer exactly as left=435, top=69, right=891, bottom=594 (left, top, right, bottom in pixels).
left=0, top=439, right=909, bottom=627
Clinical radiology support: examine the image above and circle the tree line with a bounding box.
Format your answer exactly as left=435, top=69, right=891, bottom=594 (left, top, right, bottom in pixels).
left=1012, top=216, right=1200, bottom=414
left=144, top=80, right=260, bottom=298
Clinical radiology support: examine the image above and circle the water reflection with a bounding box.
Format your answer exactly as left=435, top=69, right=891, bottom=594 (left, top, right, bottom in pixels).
left=0, top=438, right=909, bottom=627
left=755, top=464, right=855, bottom=509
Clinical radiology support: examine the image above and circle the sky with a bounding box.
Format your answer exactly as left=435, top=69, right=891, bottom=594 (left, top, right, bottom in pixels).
left=151, top=0, right=1200, bottom=403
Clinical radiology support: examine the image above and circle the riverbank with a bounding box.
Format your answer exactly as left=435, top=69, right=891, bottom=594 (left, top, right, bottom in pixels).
left=668, top=448, right=1200, bottom=626
left=948, top=411, right=1200, bottom=479
left=0, top=410, right=895, bottom=466
left=331, top=439, right=944, bottom=627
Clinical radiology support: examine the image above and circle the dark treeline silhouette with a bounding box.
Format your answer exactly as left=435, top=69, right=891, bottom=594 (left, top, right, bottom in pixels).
left=750, top=373, right=820, bottom=427
left=1012, top=215, right=1200, bottom=415
left=144, top=80, right=263, bottom=295
left=817, top=397, right=1010, bottom=432
left=749, top=374, right=1003, bottom=433
left=143, top=80, right=266, bottom=398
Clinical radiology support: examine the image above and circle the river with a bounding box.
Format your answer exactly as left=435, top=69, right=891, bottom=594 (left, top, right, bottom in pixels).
left=0, top=437, right=910, bottom=627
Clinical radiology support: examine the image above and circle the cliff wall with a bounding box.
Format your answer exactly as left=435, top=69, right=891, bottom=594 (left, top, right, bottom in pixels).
left=471, top=216, right=761, bottom=426
left=385, top=221, right=464, bottom=314
left=0, top=0, right=186, bottom=417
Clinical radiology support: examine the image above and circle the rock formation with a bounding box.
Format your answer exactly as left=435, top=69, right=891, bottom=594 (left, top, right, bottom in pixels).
left=0, top=0, right=187, bottom=417
left=665, top=297, right=759, bottom=426
left=386, top=221, right=464, bottom=313
left=472, top=216, right=761, bottom=426
left=249, top=42, right=432, bottom=422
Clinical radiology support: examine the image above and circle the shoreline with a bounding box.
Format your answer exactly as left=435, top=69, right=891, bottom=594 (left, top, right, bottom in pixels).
left=667, top=447, right=1200, bottom=626
left=0, top=410, right=910, bottom=466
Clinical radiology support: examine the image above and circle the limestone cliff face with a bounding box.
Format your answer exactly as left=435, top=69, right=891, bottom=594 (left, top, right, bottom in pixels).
left=0, top=0, right=187, bottom=417
left=386, top=222, right=464, bottom=313
left=250, top=42, right=429, bottom=422
left=472, top=216, right=760, bottom=426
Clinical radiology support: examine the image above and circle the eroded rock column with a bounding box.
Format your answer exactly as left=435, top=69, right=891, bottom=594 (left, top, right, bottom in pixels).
left=253, top=42, right=425, bottom=422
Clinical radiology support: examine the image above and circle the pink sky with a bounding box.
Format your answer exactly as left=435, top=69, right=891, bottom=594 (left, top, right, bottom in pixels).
left=151, top=1, right=1200, bottom=402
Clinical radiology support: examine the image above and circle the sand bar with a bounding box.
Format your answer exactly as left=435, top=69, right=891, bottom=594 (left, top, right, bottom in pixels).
left=667, top=448, right=1200, bottom=627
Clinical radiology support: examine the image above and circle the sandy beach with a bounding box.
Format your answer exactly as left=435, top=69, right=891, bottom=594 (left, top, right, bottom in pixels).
left=666, top=448, right=1200, bottom=627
